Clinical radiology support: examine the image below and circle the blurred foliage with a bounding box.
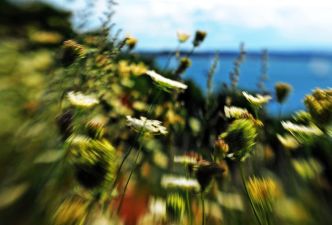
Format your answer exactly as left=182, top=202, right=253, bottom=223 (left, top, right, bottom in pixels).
left=0, top=1, right=332, bottom=225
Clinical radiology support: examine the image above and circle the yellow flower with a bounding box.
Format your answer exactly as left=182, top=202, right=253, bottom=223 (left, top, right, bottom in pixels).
left=247, top=177, right=282, bottom=211
left=277, top=134, right=300, bottom=150
left=176, top=31, right=190, bottom=43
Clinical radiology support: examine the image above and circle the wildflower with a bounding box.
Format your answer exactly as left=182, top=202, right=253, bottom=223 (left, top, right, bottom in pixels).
left=146, top=70, right=187, bottom=91
left=292, top=158, right=323, bottom=181
left=275, top=82, right=292, bottom=104
left=304, top=88, right=332, bottom=126
left=224, top=106, right=249, bottom=119
left=67, top=91, right=99, bottom=108
left=85, top=117, right=106, bottom=139
left=193, top=30, right=207, bottom=47
left=149, top=197, right=166, bottom=219
left=166, top=193, right=185, bottom=221
left=224, top=106, right=263, bottom=126
left=214, top=138, right=229, bottom=155
left=67, top=136, right=117, bottom=189
left=281, top=121, right=323, bottom=136
left=247, top=177, right=283, bottom=211
left=126, top=116, right=168, bottom=135
left=293, top=110, right=313, bottom=125
left=277, top=134, right=299, bottom=150
left=61, top=40, right=86, bottom=66
left=195, top=162, right=226, bottom=192
left=125, top=36, right=137, bottom=50
left=174, top=155, right=199, bottom=166
left=161, top=175, right=200, bottom=191
left=242, top=91, right=271, bottom=107
left=177, top=31, right=190, bottom=43
left=220, top=119, right=257, bottom=161
left=175, top=57, right=192, bottom=75
left=29, top=30, right=63, bottom=44
left=54, top=197, right=86, bottom=225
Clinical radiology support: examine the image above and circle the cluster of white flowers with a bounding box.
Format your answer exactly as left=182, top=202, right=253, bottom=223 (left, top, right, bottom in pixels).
left=67, top=91, right=99, bottom=108
left=148, top=197, right=166, bottom=218
left=224, top=106, right=249, bottom=119
left=242, top=91, right=271, bottom=107
left=146, top=70, right=188, bottom=91
left=281, top=121, right=323, bottom=136
left=161, top=175, right=200, bottom=191
left=174, top=155, right=198, bottom=165
left=126, top=116, right=168, bottom=135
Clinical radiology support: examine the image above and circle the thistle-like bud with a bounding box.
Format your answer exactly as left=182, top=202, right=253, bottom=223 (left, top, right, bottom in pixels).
left=195, top=162, right=225, bottom=192
left=61, top=40, right=86, bottom=66
left=275, top=82, right=292, bottom=104
left=215, top=138, right=229, bottom=156
left=304, top=88, right=332, bottom=126
left=193, top=30, right=207, bottom=47
left=219, top=119, right=257, bottom=161
left=85, top=117, right=106, bottom=139
left=67, top=136, right=117, bottom=189
left=175, top=57, right=192, bottom=75
left=125, top=36, right=137, bottom=51
left=166, top=193, right=185, bottom=221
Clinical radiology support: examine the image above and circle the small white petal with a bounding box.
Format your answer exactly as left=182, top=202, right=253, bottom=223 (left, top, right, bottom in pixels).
left=281, top=121, right=323, bottom=136
left=126, top=115, right=168, bottom=135
left=67, top=91, right=99, bottom=108
left=146, top=70, right=188, bottom=90
left=161, top=175, right=200, bottom=191
left=242, top=91, right=271, bottom=106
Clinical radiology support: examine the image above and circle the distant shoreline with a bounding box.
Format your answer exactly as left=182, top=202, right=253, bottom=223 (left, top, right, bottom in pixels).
left=138, top=50, right=332, bottom=59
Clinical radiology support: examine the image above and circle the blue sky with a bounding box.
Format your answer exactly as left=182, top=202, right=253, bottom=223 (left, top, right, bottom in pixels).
left=42, top=0, right=332, bottom=51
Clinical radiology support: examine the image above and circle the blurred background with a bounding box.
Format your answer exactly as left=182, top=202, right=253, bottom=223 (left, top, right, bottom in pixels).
left=13, top=0, right=332, bottom=114
left=1, top=1, right=332, bottom=225
left=47, top=0, right=332, bottom=114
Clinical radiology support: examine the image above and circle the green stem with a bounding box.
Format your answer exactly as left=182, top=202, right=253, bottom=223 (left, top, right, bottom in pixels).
left=186, top=190, right=192, bottom=225
left=201, top=193, right=205, bottom=225
left=239, top=163, right=264, bottom=225
left=279, top=104, right=283, bottom=119
left=117, top=149, right=141, bottom=214
left=163, top=43, right=180, bottom=71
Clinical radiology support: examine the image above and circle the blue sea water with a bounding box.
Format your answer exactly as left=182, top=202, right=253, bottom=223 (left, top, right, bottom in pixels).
left=155, top=53, right=332, bottom=115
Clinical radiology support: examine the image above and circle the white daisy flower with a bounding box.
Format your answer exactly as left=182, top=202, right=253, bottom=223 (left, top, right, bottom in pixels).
left=281, top=121, right=323, bottom=136
left=224, top=106, right=249, bottom=119
left=242, top=91, right=271, bottom=107
left=161, top=175, right=200, bottom=191
left=67, top=91, right=99, bottom=108
left=174, top=155, right=198, bottom=165
left=146, top=70, right=188, bottom=91
left=126, top=116, right=168, bottom=135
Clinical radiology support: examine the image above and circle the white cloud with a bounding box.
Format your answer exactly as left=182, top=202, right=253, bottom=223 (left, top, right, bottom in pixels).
left=46, top=0, right=332, bottom=48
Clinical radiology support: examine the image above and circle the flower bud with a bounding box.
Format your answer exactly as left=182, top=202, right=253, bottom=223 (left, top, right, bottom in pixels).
left=193, top=30, right=207, bottom=47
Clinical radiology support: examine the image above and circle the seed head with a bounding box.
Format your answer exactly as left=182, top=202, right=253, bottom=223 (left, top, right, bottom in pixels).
left=275, top=82, right=292, bottom=103
left=193, top=30, right=207, bottom=47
